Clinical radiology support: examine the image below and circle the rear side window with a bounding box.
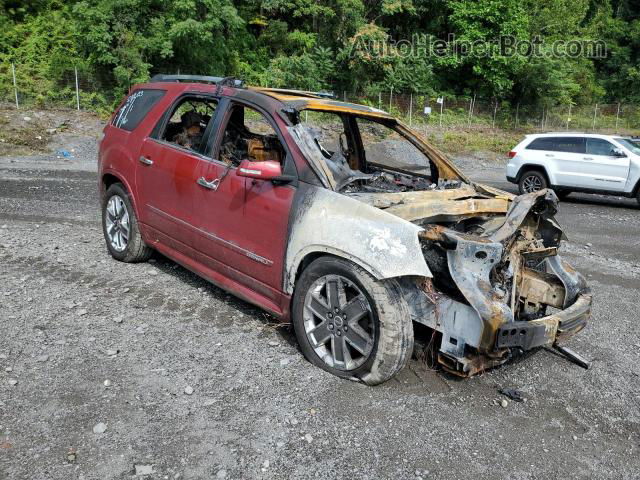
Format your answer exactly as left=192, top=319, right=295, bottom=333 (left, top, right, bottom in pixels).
left=112, top=89, right=166, bottom=131
left=526, top=137, right=585, bottom=154
left=586, top=138, right=616, bottom=156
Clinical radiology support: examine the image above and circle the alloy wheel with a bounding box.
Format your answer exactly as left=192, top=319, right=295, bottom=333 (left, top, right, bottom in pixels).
left=105, top=195, right=130, bottom=252
left=303, top=274, right=375, bottom=371
left=522, top=174, right=543, bottom=192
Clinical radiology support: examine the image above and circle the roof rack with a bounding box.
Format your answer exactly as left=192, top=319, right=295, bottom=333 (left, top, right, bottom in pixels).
left=150, top=74, right=244, bottom=88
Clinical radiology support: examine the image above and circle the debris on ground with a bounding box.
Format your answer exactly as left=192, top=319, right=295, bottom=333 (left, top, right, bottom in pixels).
left=499, top=388, right=525, bottom=402
left=56, top=149, right=74, bottom=158
left=92, top=422, right=107, bottom=434
left=135, top=464, right=154, bottom=476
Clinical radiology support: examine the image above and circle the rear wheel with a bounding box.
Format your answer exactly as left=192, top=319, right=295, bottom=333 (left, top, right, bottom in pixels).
left=102, top=183, right=152, bottom=262
left=292, top=256, right=414, bottom=385
left=519, top=170, right=548, bottom=194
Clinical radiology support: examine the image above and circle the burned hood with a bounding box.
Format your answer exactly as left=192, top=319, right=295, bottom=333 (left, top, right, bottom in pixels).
left=347, top=182, right=514, bottom=226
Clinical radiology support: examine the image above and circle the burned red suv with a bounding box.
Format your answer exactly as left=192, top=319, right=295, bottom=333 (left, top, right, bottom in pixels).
left=99, top=74, right=592, bottom=385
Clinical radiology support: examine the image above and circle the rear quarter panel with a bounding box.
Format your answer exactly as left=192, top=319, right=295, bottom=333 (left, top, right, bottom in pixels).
left=98, top=86, right=180, bottom=218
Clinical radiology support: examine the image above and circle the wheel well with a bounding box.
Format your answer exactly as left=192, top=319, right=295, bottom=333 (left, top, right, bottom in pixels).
left=102, top=173, right=123, bottom=193
left=517, top=165, right=550, bottom=185
left=292, top=252, right=326, bottom=285
left=632, top=178, right=640, bottom=197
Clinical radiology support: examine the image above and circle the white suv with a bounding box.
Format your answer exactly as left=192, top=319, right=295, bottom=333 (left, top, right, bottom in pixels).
left=506, top=133, right=640, bottom=204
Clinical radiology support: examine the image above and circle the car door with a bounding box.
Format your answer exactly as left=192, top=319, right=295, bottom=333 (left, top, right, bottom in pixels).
left=190, top=100, right=296, bottom=304
left=545, top=137, right=588, bottom=188
left=581, top=138, right=630, bottom=191
left=135, top=94, right=220, bottom=254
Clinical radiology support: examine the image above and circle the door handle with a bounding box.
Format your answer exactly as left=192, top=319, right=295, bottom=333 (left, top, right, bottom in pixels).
left=583, top=157, right=594, bottom=161
left=545, top=153, right=554, bottom=157
left=139, top=156, right=153, bottom=165
left=197, top=177, right=220, bottom=191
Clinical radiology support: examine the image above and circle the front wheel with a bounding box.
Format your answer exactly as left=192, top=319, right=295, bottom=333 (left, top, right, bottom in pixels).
left=292, top=256, right=414, bottom=385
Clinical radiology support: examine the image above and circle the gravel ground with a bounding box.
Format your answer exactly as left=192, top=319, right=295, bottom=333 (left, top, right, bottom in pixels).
left=1, top=109, right=639, bottom=480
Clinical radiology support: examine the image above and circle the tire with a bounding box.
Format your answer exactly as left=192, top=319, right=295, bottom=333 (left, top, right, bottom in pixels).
left=518, top=170, right=548, bottom=194
left=636, top=189, right=640, bottom=207
left=102, top=183, right=153, bottom=262
left=292, top=256, right=414, bottom=385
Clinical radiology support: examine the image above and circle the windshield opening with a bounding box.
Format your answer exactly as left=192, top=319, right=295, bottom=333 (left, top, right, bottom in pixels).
left=615, top=137, right=640, bottom=155
left=290, top=110, right=465, bottom=194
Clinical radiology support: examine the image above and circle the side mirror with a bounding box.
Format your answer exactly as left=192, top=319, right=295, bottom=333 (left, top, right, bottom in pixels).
left=612, top=148, right=627, bottom=158
left=237, top=159, right=294, bottom=184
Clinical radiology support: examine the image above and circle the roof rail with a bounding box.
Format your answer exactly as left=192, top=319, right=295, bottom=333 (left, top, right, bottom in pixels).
left=258, top=87, right=336, bottom=99
left=150, top=74, right=244, bottom=88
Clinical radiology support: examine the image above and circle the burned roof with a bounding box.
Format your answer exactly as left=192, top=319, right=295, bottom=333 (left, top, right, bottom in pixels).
left=250, top=87, right=394, bottom=119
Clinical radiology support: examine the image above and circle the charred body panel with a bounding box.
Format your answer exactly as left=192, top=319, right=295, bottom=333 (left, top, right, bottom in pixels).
left=284, top=183, right=432, bottom=294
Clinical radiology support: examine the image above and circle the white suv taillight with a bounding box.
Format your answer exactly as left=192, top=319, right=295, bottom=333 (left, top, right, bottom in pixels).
left=508, top=151, right=517, bottom=158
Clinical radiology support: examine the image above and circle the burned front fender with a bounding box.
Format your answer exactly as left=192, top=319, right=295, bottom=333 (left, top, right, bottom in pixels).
left=284, top=184, right=432, bottom=293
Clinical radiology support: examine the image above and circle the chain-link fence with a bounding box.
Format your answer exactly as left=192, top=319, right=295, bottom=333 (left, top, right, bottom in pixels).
left=0, top=63, right=126, bottom=114
left=2, top=64, right=640, bottom=135
left=338, top=90, right=640, bottom=136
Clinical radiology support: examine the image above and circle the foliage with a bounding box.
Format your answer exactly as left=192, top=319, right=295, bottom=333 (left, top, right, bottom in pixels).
left=0, top=0, right=639, bottom=110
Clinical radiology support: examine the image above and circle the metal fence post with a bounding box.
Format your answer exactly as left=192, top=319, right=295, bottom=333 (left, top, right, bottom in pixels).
left=378, top=92, right=382, bottom=111
left=439, top=97, right=444, bottom=128
left=567, top=104, right=572, bottom=131
left=409, top=93, right=413, bottom=127
left=615, top=103, right=620, bottom=133
left=492, top=100, right=498, bottom=129
left=75, top=67, right=80, bottom=111
left=11, top=63, right=19, bottom=109
left=592, top=103, right=598, bottom=131
left=389, top=87, right=393, bottom=113
left=515, top=102, right=519, bottom=129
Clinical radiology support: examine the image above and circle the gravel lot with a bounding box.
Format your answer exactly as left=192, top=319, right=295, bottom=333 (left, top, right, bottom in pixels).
left=1, top=109, right=639, bottom=479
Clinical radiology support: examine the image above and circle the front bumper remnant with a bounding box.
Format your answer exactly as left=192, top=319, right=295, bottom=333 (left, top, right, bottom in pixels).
left=496, top=293, right=591, bottom=350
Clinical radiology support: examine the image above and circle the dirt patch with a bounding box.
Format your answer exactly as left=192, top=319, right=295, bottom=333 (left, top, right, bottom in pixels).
left=0, top=107, right=104, bottom=157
